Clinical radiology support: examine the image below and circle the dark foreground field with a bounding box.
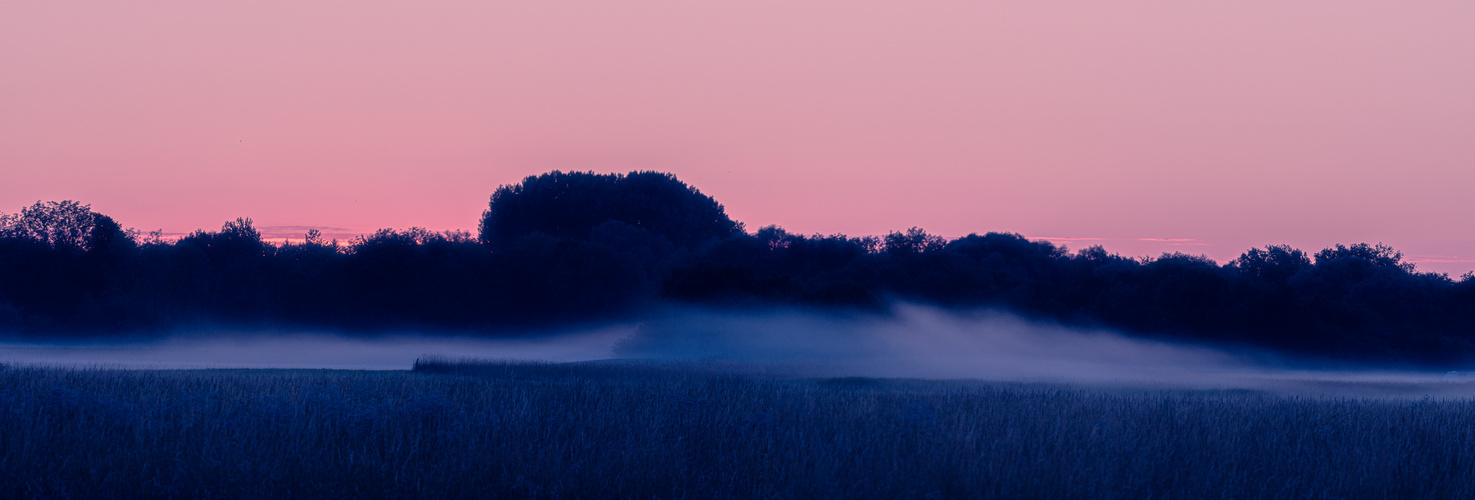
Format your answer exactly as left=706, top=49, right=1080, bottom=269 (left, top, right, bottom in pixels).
left=2, top=361, right=1473, bottom=498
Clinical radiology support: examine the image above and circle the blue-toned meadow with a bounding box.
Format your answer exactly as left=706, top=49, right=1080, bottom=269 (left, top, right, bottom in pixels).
left=2, top=361, right=1473, bottom=498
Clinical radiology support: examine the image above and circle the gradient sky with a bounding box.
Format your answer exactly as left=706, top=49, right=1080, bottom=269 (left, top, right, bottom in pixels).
left=3, top=1, right=1473, bottom=274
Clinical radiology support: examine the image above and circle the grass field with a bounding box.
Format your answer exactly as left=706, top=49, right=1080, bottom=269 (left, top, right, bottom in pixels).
left=2, top=360, right=1473, bottom=498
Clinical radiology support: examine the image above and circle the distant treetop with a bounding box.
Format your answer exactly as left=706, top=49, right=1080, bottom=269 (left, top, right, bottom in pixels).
left=478, top=171, right=743, bottom=250
left=0, top=200, right=130, bottom=252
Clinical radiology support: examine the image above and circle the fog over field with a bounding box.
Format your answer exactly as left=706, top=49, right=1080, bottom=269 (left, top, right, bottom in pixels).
left=4, top=304, right=1474, bottom=397
left=0, top=328, right=629, bottom=370
left=618, top=305, right=1249, bottom=378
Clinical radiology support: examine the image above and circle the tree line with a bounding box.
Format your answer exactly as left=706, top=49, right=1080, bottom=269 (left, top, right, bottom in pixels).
left=3, top=171, right=1473, bottom=364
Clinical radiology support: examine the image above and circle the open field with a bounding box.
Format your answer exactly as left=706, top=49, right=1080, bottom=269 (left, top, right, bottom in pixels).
left=3, top=361, right=1475, bottom=498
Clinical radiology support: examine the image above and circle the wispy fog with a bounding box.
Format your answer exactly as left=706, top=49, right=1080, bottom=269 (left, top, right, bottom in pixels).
left=4, top=304, right=1475, bottom=397
left=0, top=328, right=632, bottom=370
left=617, top=304, right=1252, bottom=381
left=614, top=305, right=1475, bottom=397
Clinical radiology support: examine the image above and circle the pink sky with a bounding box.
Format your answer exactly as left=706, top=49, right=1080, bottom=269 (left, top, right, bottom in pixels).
left=3, top=1, right=1473, bottom=274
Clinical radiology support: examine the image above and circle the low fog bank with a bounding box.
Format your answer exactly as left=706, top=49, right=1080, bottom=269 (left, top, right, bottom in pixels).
left=614, top=304, right=1475, bottom=397
left=619, top=304, right=1262, bottom=383
left=4, top=304, right=1475, bottom=397
left=0, top=327, right=632, bottom=370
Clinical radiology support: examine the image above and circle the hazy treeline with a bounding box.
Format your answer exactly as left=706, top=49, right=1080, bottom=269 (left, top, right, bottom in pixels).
left=2, top=171, right=1473, bottom=362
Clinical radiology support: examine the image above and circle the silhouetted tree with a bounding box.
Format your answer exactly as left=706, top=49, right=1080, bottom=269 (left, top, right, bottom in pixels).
left=479, top=171, right=742, bottom=251
left=489, top=232, right=649, bottom=322
left=882, top=227, right=946, bottom=257
left=938, top=232, right=1067, bottom=306
left=166, top=218, right=273, bottom=322
left=1233, top=245, right=1312, bottom=284
left=589, top=220, right=677, bottom=282
left=0, top=200, right=112, bottom=251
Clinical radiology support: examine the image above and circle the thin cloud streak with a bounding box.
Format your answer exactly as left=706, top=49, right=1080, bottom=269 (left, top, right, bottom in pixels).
left=256, top=225, right=365, bottom=242
left=1407, top=256, right=1475, bottom=264
left=1030, top=236, right=1214, bottom=253
left=1027, top=236, right=1105, bottom=242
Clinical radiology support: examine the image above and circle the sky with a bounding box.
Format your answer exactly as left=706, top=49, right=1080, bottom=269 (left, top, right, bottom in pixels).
left=3, top=1, right=1473, bottom=274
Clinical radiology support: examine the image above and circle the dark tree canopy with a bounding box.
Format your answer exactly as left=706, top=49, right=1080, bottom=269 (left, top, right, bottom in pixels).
left=4, top=175, right=1475, bottom=365
left=478, top=171, right=742, bottom=251
left=1233, top=244, right=1311, bottom=284
left=0, top=200, right=129, bottom=252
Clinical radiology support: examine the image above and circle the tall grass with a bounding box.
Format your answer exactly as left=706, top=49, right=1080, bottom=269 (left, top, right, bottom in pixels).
left=1, top=361, right=1472, bottom=498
